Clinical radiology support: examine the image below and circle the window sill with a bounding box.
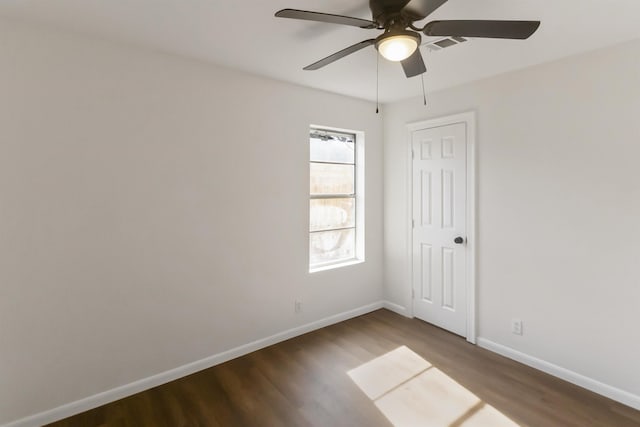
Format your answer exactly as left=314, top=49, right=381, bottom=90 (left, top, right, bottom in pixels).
left=309, top=258, right=364, bottom=273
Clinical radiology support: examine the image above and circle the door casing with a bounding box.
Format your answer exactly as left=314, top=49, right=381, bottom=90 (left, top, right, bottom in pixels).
left=406, top=111, right=477, bottom=344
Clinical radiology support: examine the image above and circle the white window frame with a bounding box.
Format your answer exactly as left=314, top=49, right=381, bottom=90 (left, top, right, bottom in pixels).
left=309, top=125, right=365, bottom=273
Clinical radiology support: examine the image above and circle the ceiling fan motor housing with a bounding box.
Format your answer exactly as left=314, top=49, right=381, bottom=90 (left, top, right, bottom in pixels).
left=369, top=0, right=422, bottom=27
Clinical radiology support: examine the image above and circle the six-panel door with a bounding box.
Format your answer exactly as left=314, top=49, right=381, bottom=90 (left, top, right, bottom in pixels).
left=412, top=122, right=467, bottom=337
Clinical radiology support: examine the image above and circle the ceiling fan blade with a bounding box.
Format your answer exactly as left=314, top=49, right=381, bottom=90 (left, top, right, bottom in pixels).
left=304, top=39, right=376, bottom=71
left=424, top=20, right=540, bottom=39
left=402, top=0, right=450, bottom=21
left=401, top=49, right=427, bottom=78
left=275, top=9, right=378, bottom=29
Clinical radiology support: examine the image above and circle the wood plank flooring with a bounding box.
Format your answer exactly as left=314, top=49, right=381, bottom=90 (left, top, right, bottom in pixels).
left=48, top=309, right=640, bottom=427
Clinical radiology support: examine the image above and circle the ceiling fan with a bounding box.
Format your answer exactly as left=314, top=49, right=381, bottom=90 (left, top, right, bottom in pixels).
left=275, top=0, right=541, bottom=78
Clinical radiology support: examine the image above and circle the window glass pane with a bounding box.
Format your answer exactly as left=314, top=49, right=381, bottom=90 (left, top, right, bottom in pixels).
left=310, top=228, right=355, bottom=266
left=310, top=137, right=355, bottom=164
left=310, top=197, right=355, bottom=232
left=310, top=163, right=354, bottom=195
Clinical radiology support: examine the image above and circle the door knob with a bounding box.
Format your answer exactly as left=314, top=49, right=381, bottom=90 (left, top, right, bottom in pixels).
left=454, top=236, right=465, bottom=244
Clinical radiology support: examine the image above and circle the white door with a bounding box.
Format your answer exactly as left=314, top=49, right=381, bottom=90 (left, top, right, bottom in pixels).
left=412, top=122, right=467, bottom=337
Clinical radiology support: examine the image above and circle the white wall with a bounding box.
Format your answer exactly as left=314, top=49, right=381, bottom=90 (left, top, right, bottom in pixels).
left=384, top=39, right=640, bottom=400
left=0, top=19, right=383, bottom=425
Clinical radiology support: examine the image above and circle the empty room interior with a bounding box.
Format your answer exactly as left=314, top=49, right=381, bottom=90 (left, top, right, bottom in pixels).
left=1, top=0, right=640, bottom=426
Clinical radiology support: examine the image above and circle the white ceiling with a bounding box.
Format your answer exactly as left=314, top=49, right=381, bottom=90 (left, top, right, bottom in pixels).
left=1, top=0, right=640, bottom=103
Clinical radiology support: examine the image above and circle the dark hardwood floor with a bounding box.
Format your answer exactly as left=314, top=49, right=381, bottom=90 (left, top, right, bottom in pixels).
left=48, top=309, right=640, bottom=427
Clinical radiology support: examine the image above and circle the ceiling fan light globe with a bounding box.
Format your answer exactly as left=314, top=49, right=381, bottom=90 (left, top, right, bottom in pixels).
left=376, top=33, right=420, bottom=62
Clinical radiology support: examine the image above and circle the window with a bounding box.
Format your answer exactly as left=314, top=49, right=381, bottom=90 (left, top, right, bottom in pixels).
left=309, top=127, right=363, bottom=271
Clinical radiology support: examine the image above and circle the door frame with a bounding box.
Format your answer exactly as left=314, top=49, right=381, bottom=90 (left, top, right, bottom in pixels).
left=406, top=111, right=477, bottom=344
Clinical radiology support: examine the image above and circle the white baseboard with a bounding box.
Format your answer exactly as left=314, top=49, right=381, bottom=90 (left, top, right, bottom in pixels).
left=477, top=337, right=640, bottom=411
left=382, top=300, right=411, bottom=318
left=3, top=301, right=384, bottom=427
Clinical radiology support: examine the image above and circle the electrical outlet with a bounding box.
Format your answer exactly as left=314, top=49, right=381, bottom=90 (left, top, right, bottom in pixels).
left=294, top=300, right=302, bottom=314
left=511, top=319, right=523, bottom=335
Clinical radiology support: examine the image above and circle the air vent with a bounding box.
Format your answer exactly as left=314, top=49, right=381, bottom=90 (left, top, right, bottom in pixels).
left=424, top=37, right=468, bottom=53
left=434, top=38, right=457, bottom=48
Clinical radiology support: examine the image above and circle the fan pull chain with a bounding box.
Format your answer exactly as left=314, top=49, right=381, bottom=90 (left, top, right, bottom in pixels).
left=376, top=53, right=380, bottom=114
left=421, top=73, right=427, bottom=107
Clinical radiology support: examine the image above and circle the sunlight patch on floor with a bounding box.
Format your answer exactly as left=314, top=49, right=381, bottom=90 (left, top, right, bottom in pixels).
left=348, top=346, right=520, bottom=427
